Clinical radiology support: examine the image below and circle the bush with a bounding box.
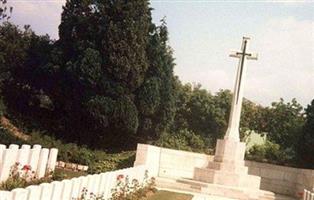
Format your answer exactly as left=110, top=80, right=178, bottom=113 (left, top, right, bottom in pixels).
left=155, top=129, right=209, bottom=153
left=0, top=162, right=65, bottom=191
left=77, top=171, right=156, bottom=200
left=246, top=140, right=296, bottom=165
left=88, top=152, right=135, bottom=174
left=0, top=126, right=24, bottom=145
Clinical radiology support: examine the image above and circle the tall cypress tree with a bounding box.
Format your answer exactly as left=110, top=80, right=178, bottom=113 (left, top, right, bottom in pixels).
left=41, top=0, right=177, bottom=149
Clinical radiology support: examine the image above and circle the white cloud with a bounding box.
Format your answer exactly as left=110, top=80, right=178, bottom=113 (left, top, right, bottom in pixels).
left=246, top=17, right=314, bottom=106
left=175, top=16, right=314, bottom=106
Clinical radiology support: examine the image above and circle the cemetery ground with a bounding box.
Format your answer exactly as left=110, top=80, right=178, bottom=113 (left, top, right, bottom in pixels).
left=0, top=117, right=193, bottom=199
left=0, top=116, right=195, bottom=200
left=0, top=114, right=308, bottom=200
left=148, top=191, right=193, bottom=200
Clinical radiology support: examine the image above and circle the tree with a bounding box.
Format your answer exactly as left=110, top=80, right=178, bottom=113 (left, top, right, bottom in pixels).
left=297, top=99, right=314, bottom=168
left=20, top=0, right=178, bottom=149
left=0, top=0, right=13, bottom=21
left=0, top=23, right=52, bottom=116
left=136, top=19, right=177, bottom=141
left=171, top=84, right=263, bottom=148
left=264, top=99, right=304, bottom=149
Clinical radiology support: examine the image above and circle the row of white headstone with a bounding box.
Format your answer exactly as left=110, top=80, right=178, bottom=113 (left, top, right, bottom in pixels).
left=304, top=189, right=314, bottom=200
left=0, top=165, right=147, bottom=200
left=0, top=144, right=58, bottom=182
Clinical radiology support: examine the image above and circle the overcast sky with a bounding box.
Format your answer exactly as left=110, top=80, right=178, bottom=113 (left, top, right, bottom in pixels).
left=6, top=0, right=314, bottom=107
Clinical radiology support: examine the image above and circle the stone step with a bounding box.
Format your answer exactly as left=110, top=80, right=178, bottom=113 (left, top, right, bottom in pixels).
left=156, top=177, right=201, bottom=193
left=194, top=167, right=261, bottom=189
left=157, top=177, right=258, bottom=200
left=156, top=177, right=297, bottom=200
left=207, top=161, right=248, bottom=174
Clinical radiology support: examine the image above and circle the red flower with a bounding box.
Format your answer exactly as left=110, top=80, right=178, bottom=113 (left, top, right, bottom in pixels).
left=116, top=174, right=124, bottom=181
left=297, top=191, right=304, bottom=198
left=22, top=165, right=31, bottom=171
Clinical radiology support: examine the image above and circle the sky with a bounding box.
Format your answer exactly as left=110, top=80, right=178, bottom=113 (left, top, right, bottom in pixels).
left=5, top=0, right=314, bottom=106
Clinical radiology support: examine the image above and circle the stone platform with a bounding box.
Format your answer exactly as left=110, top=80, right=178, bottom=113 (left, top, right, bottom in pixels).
left=193, top=139, right=261, bottom=190
left=134, top=143, right=307, bottom=199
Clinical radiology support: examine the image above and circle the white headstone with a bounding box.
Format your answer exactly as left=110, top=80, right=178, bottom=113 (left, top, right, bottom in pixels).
left=50, top=181, right=63, bottom=200
left=36, top=148, right=49, bottom=178
left=78, top=176, right=88, bottom=198
left=104, top=172, right=116, bottom=198
left=39, top=183, right=53, bottom=200
left=28, top=145, right=42, bottom=173
left=0, top=191, right=12, bottom=200
left=97, top=173, right=108, bottom=196
left=26, top=185, right=41, bottom=200
left=12, top=188, right=28, bottom=200
left=17, top=145, right=31, bottom=167
left=86, top=175, right=94, bottom=195
left=46, top=148, right=58, bottom=173
left=70, top=178, right=81, bottom=199
left=0, top=149, right=16, bottom=182
left=61, top=179, right=73, bottom=200
left=0, top=144, right=6, bottom=167
left=92, top=174, right=101, bottom=196
left=9, top=144, right=19, bottom=150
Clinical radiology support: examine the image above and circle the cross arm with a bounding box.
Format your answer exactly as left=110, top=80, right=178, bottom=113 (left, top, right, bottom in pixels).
left=229, top=51, right=258, bottom=60
left=246, top=53, right=258, bottom=60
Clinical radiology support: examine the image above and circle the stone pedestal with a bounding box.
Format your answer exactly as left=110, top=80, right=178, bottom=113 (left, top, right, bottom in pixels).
left=194, top=138, right=261, bottom=191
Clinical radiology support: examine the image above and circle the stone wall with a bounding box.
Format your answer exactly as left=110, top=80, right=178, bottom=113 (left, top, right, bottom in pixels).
left=134, top=143, right=314, bottom=197
left=0, top=165, right=148, bottom=200
left=245, top=161, right=314, bottom=197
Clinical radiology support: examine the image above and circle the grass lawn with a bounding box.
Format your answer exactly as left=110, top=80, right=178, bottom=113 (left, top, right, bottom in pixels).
left=148, top=190, right=193, bottom=200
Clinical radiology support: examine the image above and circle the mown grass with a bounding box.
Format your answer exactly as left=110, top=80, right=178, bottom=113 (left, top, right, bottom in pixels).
left=148, top=190, right=193, bottom=200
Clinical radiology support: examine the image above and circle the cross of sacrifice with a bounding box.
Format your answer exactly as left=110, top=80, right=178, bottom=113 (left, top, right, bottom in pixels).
left=224, top=37, right=258, bottom=141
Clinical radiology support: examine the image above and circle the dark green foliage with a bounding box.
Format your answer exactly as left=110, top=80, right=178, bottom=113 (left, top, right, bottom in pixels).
left=0, top=1, right=177, bottom=150
left=0, top=23, right=53, bottom=118
left=171, top=84, right=262, bottom=148
left=172, top=84, right=226, bottom=147
left=88, top=151, right=135, bottom=174
left=246, top=141, right=296, bottom=165
left=156, top=129, right=206, bottom=153
left=0, top=0, right=13, bottom=21
left=49, top=0, right=176, bottom=148
left=258, top=99, right=305, bottom=150
left=297, top=99, right=314, bottom=168
left=136, top=19, right=177, bottom=141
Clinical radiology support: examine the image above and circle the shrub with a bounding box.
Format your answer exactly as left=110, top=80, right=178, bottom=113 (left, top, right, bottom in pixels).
left=246, top=140, right=296, bottom=165
left=155, top=129, right=208, bottom=153
left=77, top=171, right=156, bottom=200
left=110, top=171, right=156, bottom=200
left=0, top=162, right=65, bottom=191
left=88, top=152, right=135, bottom=174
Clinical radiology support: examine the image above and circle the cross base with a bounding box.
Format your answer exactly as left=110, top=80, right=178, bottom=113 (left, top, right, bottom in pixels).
left=193, top=138, right=261, bottom=190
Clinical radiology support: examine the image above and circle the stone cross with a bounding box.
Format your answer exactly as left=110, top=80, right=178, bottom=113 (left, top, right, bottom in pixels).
left=225, top=37, right=258, bottom=141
